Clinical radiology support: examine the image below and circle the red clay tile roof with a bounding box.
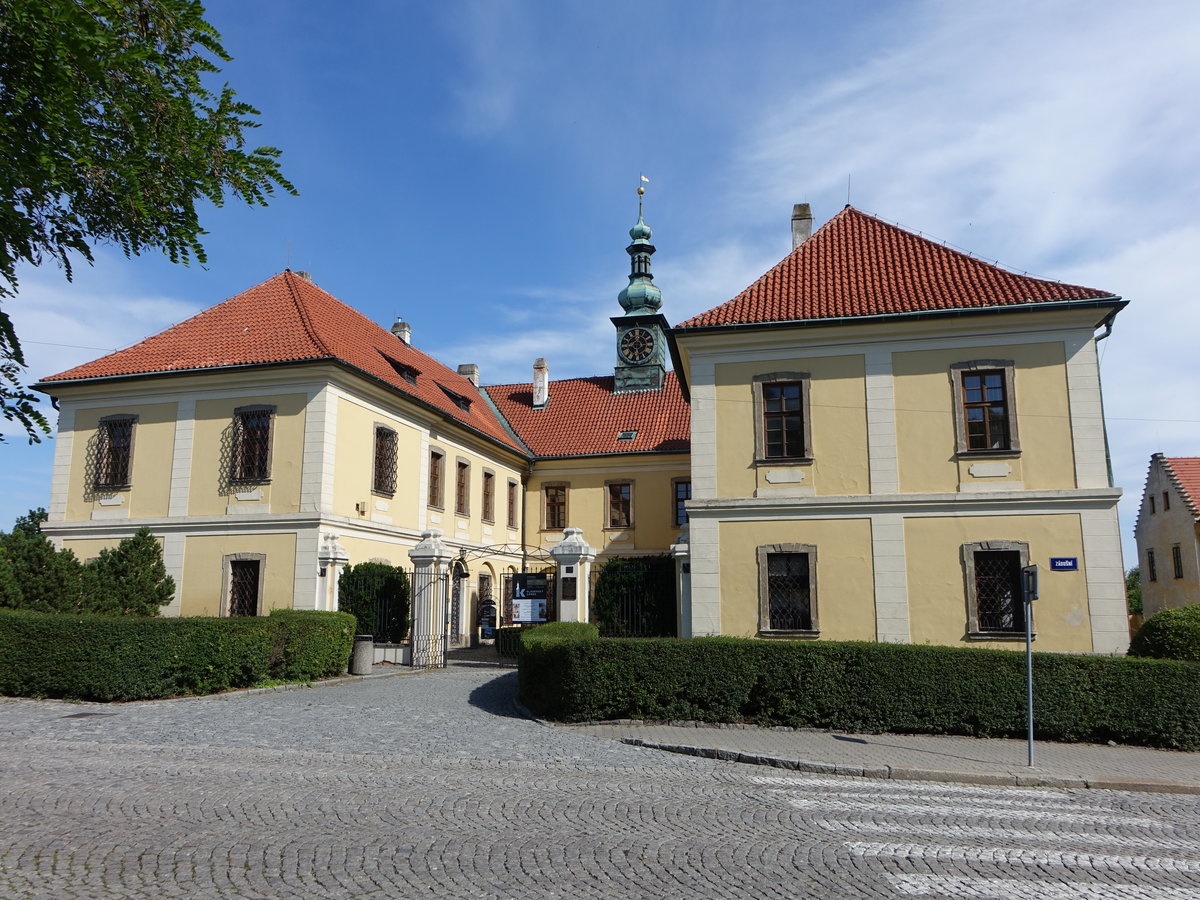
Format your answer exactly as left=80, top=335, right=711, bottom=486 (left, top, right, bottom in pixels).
left=677, top=206, right=1117, bottom=329
left=485, top=371, right=690, bottom=457
left=38, top=271, right=524, bottom=453
left=1161, top=456, right=1200, bottom=519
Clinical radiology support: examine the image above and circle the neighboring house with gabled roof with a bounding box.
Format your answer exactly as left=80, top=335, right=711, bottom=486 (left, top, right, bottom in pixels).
left=33, top=200, right=1131, bottom=654
left=1134, top=454, right=1200, bottom=616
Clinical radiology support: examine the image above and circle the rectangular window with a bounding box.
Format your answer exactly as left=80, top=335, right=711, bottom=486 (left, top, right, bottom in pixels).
left=673, top=479, right=691, bottom=527
left=95, top=415, right=136, bottom=489
left=951, top=361, right=1019, bottom=455
left=232, top=406, right=274, bottom=484
left=757, top=544, right=817, bottom=634
left=507, top=479, right=519, bottom=529
left=1150, top=495, right=1156, bottom=514
left=1147, top=548, right=1157, bottom=582
left=455, top=460, right=470, bottom=516
left=428, top=450, right=444, bottom=508
left=607, top=482, right=632, bottom=528
left=753, top=372, right=811, bottom=462
left=1173, top=545, right=1183, bottom=579
left=482, top=470, right=495, bottom=522
left=372, top=426, right=398, bottom=495
left=544, top=484, right=567, bottom=530
left=1164, top=491, right=1171, bottom=511
left=228, top=559, right=261, bottom=616
left=963, top=544, right=1028, bottom=636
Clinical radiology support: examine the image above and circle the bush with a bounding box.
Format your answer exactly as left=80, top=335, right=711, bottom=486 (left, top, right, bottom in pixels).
left=0, top=608, right=356, bottom=701
left=592, top=555, right=675, bottom=637
left=338, top=562, right=410, bottom=642
left=518, top=634, right=1200, bottom=750
left=0, top=509, right=84, bottom=611
left=1129, top=604, right=1200, bottom=663
left=83, top=526, right=175, bottom=615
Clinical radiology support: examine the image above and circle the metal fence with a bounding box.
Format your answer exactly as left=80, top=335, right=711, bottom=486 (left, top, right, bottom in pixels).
left=591, top=555, right=677, bottom=638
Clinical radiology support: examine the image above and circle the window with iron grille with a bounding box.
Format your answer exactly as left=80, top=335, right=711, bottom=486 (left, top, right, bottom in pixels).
left=1173, top=544, right=1184, bottom=579
left=507, top=479, right=519, bottom=529
left=606, top=482, right=632, bottom=528
left=95, top=415, right=136, bottom=489
left=482, top=470, right=495, bottom=522
left=455, top=460, right=470, bottom=516
left=544, top=484, right=567, bottom=530
left=756, top=544, right=818, bottom=635
left=951, top=361, right=1019, bottom=455
left=227, top=558, right=262, bottom=616
left=428, top=450, right=444, bottom=508
left=231, top=406, right=274, bottom=484
left=752, top=372, right=811, bottom=462
left=372, top=426, right=398, bottom=495
left=962, top=541, right=1029, bottom=637
left=1147, top=548, right=1157, bottom=582
left=673, top=479, right=691, bottom=526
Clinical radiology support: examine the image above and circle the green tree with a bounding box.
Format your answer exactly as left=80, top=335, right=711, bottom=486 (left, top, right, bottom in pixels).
left=0, top=0, right=296, bottom=441
left=1125, top=567, right=1142, bottom=616
left=83, top=526, right=174, bottom=615
left=0, top=508, right=84, bottom=610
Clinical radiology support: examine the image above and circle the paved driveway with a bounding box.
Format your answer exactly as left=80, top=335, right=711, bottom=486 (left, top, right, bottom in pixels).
left=1, top=663, right=1198, bottom=899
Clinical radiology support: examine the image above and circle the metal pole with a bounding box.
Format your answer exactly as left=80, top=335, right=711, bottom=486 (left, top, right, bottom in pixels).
left=1022, top=563, right=1038, bottom=768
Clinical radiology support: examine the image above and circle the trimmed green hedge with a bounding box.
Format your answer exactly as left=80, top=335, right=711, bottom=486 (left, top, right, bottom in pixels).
left=0, top=608, right=356, bottom=701
left=518, top=634, right=1200, bottom=750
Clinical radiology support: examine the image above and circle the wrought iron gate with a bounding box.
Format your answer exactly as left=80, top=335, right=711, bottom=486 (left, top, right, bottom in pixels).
left=410, top=569, right=450, bottom=669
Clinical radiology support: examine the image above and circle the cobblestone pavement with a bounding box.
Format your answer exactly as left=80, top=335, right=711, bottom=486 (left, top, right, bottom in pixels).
left=1, top=662, right=1198, bottom=899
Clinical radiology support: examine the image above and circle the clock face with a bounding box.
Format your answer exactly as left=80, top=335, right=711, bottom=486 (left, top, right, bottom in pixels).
left=620, top=327, right=655, bottom=364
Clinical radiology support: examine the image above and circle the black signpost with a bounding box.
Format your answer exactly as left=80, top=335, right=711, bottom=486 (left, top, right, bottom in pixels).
left=512, top=573, right=548, bottom=624
left=479, top=599, right=497, bottom=640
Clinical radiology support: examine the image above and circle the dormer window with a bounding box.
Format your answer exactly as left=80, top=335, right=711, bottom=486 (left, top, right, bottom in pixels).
left=617, top=429, right=638, bottom=441
left=382, top=353, right=419, bottom=385
left=439, top=384, right=471, bottom=412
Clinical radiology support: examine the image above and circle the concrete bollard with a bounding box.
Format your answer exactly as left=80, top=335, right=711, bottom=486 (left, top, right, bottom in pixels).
left=350, top=634, right=374, bottom=675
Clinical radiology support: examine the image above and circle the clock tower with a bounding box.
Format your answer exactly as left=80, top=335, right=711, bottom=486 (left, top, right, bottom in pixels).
left=612, top=186, right=669, bottom=393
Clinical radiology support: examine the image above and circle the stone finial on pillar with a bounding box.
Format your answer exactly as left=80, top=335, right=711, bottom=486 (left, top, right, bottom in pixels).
left=550, top=527, right=596, bottom=624
left=318, top=532, right=350, bottom=611
left=670, top=526, right=692, bottom=638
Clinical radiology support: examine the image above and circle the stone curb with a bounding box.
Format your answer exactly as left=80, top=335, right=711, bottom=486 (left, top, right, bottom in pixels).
left=618, top=738, right=1200, bottom=795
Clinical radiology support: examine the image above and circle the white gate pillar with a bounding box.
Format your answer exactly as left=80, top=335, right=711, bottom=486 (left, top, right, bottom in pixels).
left=671, top=527, right=692, bottom=638
left=317, top=533, right=350, bottom=612
left=408, top=529, right=453, bottom=668
left=550, top=528, right=596, bottom=624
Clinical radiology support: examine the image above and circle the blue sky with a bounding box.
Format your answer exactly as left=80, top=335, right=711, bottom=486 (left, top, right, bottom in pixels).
left=3, top=0, right=1199, bottom=568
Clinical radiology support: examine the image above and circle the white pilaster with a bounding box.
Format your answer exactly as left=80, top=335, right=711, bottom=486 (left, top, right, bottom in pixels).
left=1080, top=506, right=1129, bottom=654
left=1064, top=334, right=1110, bottom=490
left=167, top=398, right=195, bottom=517
left=870, top=514, right=910, bottom=642
left=865, top=349, right=899, bottom=494
left=550, top=528, right=596, bottom=623
left=687, top=515, right=721, bottom=636
left=300, top=385, right=339, bottom=514
left=671, top=528, right=692, bottom=639
left=160, top=532, right=185, bottom=617
left=294, top=527, right=325, bottom=610
left=689, top=360, right=718, bottom=500
left=47, top=403, right=75, bottom=524
left=409, top=530, right=453, bottom=668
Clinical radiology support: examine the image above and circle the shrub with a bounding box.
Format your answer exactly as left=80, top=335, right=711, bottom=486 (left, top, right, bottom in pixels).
left=83, top=526, right=175, bottom=616
left=518, top=635, right=1200, bottom=750
left=592, top=555, right=675, bottom=637
left=1129, top=604, right=1200, bottom=663
left=338, top=562, right=410, bottom=642
left=0, top=508, right=84, bottom=611
left=0, top=608, right=356, bottom=701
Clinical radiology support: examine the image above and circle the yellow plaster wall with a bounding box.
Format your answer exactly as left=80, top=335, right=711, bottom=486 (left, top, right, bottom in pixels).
left=66, top=402, right=178, bottom=521
left=423, top=437, right=525, bottom=547
left=904, top=514, right=1090, bottom=651
left=333, top=395, right=423, bottom=523
left=716, top=518, right=875, bottom=640
left=713, top=354, right=868, bottom=499
left=189, top=393, right=308, bottom=516
left=526, top=455, right=690, bottom=555
left=61, top=536, right=125, bottom=561
left=179, top=532, right=298, bottom=617
left=893, top=342, right=1074, bottom=494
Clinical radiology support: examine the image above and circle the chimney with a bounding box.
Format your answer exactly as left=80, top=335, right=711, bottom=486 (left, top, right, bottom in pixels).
left=293, top=270, right=315, bottom=283
left=791, top=203, right=813, bottom=249
left=457, top=363, right=480, bottom=386
left=532, top=358, right=549, bottom=409
left=391, top=317, right=411, bottom=345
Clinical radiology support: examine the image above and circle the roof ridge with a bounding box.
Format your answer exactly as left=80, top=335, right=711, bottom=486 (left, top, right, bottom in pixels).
left=282, top=271, right=334, bottom=358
